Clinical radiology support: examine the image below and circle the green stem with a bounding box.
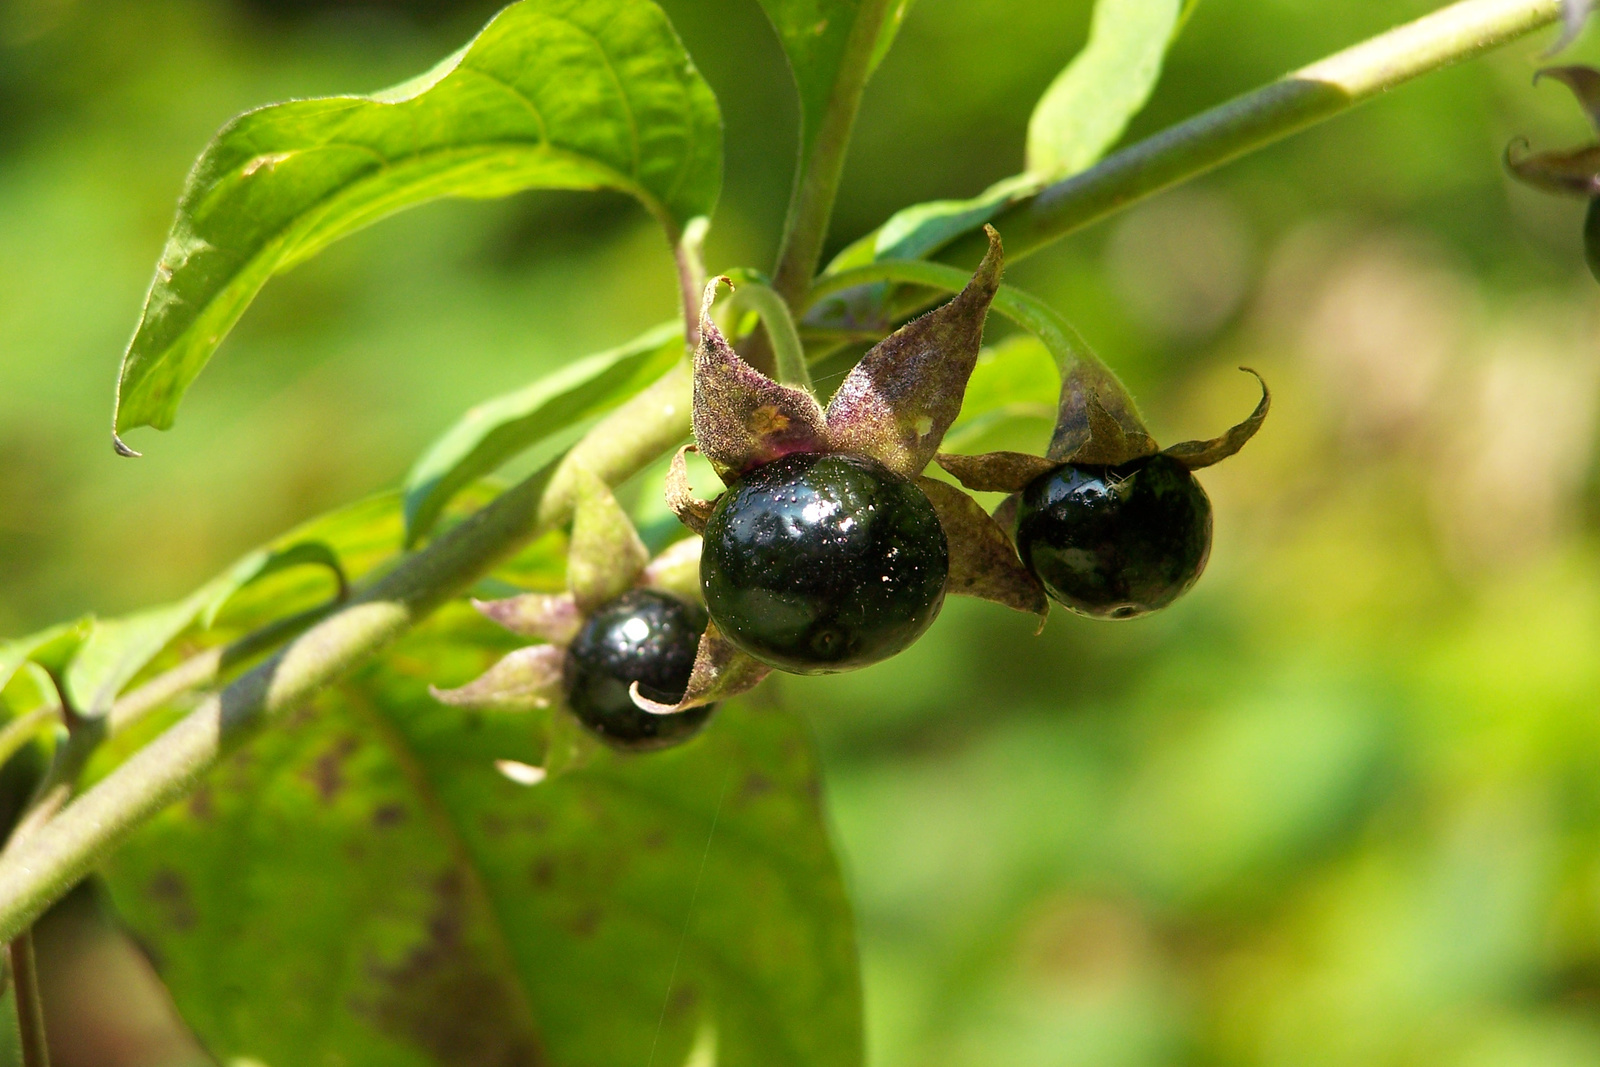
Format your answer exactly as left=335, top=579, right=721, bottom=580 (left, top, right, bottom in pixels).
left=674, top=218, right=711, bottom=348
left=0, top=365, right=692, bottom=944
left=8, top=931, right=49, bottom=1067
left=934, top=0, right=1561, bottom=269
left=770, top=0, right=897, bottom=308
left=731, top=282, right=813, bottom=391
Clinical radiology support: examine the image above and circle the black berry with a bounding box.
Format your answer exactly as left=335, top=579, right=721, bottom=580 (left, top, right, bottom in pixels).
left=564, top=588, right=713, bottom=751
left=1015, top=454, right=1212, bottom=619
left=700, top=452, right=949, bottom=674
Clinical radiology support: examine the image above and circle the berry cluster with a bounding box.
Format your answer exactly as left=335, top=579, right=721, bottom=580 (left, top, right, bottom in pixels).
left=434, top=226, right=1267, bottom=767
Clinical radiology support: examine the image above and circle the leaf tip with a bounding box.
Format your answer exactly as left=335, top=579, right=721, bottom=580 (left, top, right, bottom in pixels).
left=112, top=432, right=141, bottom=458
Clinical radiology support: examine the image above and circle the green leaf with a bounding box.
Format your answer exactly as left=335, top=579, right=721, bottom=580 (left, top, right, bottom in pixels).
left=0, top=619, right=92, bottom=698
left=63, top=541, right=346, bottom=716
left=102, top=611, right=864, bottom=1067
left=1026, top=0, right=1183, bottom=179
left=403, top=321, right=684, bottom=546
left=113, top=0, right=721, bottom=443
left=819, top=0, right=1189, bottom=286
left=826, top=174, right=1042, bottom=273
left=867, top=0, right=918, bottom=73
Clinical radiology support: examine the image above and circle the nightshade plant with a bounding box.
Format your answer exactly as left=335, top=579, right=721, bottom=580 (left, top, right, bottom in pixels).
left=0, top=0, right=1587, bottom=1064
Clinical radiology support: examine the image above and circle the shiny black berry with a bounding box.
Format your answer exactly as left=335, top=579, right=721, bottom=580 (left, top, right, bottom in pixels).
left=563, top=588, right=713, bottom=751
left=1015, top=453, right=1212, bottom=619
left=700, top=451, right=949, bottom=674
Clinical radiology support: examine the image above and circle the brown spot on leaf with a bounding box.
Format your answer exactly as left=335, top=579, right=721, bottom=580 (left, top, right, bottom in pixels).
left=304, top=736, right=360, bottom=805
left=366, top=871, right=544, bottom=1067
left=530, top=858, right=555, bottom=888
left=187, top=786, right=214, bottom=822
left=666, top=984, right=699, bottom=1021
left=570, top=907, right=600, bottom=939
left=372, top=803, right=406, bottom=829
left=742, top=773, right=773, bottom=800
left=147, top=870, right=196, bottom=932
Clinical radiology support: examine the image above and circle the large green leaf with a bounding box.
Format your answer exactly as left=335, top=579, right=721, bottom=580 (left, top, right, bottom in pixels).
left=403, top=321, right=684, bottom=546
left=113, top=0, right=721, bottom=444
left=102, top=610, right=863, bottom=1067
left=1025, top=0, right=1185, bottom=178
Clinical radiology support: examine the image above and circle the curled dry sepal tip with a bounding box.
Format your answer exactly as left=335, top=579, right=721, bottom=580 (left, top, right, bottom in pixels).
left=665, top=226, right=1048, bottom=689
left=1505, top=64, right=1600, bottom=281
left=430, top=467, right=719, bottom=774
left=937, top=358, right=1268, bottom=620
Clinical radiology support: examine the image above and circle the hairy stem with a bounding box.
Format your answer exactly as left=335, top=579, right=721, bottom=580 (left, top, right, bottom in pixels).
left=8, top=931, right=49, bottom=1067
left=0, top=365, right=691, bottom=944
left=675, top=218, right=711, bottom=349
left=935, top=0, right=1562, bottom=269
left=770, top=0, right=897, bottom=308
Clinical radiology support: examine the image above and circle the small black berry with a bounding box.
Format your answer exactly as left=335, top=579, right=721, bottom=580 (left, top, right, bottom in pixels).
left=1015, top=454, right=1212, bottom=619
left=700, top=452, right=949, bottom=674
left=564, top=588, right=713, bottom=751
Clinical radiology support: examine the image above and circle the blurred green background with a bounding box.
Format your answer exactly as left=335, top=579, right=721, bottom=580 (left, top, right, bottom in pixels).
left=6, top=0, right=1600, bottom=1063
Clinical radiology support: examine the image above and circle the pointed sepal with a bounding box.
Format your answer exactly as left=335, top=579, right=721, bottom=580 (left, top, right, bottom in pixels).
left=1047, top=360, right=1160, bottom=466
left=429, top=644, right=564, bottom=712
left=1505, top=139, right=1600, bottom=197
left=992, top=493, right=1021, bottom=536
left=472, top=592, right=583, bottom=645
left=1538, top=65, right=1600, bottom=131
left=917, top=478, right=1048, bottom=623
left=665, top=444, right=717, bottom=535
left=1161, top=369, right=1270, bottom=470
left=640, top=535, right=704, bottom=604
left=935, top=450, right=1060, bottom=494
left=693, top=278, right=831, bottom=481
left=628, top=621, right=769, bottom=714
left=824, top=227, right=1004, bottom=478
left=567, top=466, right=650, bottom=614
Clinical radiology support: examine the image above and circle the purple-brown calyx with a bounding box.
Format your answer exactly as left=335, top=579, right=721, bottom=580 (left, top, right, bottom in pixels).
left=937, top=366, right=1271, bottom=497
left=1506, top=66, right=1600, bottom=198
left=669, top=225, right=1051, bottom=641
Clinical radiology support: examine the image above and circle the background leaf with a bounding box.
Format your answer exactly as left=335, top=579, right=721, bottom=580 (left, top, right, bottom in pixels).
left=402, top=322, right=683, bottom=546
left=1026, top=0, right=1183, bottom=178
left=102, top=608, right=863, bottom=1067
left=113, top=0, right=721, bottom=442
left=0, top=619, right=92, bottom=698
left=939, top=335, right=1059, bottom=454
left=817, top=0, right=1186, bottom=291
left=61, top=539, right=344, bottom=716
